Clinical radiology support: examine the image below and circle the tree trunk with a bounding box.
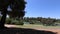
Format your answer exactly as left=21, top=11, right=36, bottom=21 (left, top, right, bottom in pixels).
left=0, top=9, right=7, bottom=29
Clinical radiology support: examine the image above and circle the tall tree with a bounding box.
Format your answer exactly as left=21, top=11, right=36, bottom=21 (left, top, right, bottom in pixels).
left=0, top=0, right=26, bottom=29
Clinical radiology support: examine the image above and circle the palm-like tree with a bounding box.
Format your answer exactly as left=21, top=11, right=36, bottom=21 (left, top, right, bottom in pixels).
left=0, top=0, right=26, bottom=29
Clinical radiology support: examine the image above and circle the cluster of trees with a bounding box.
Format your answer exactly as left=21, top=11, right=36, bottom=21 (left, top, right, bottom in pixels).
left=23, top=17, right=58, bottom=26
left=1, top=16, right=60, bottom=26
left=3, top=17, right=60, bottom=26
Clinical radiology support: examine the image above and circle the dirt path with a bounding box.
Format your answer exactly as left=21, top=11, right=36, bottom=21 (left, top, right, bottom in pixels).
left=5, top=24, right=60, bottom=34
left=34, top=28, right=60, bottom=34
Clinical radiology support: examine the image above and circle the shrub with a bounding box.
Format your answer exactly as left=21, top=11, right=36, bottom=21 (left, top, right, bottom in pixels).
left=19, top=20, right=24, bottom=25
left=11, top=20, right=18, bottom=25
left=19, top=22, right=24, bottom=25
left=29, top=22, right=35, bottom=24
left=6, top=19, right=11, bottom=24
left=11, top=20, right=24, bottom=25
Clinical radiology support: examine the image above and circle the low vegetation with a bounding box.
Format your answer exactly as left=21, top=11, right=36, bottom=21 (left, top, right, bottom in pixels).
left=0, top=16, right=59, bottom=26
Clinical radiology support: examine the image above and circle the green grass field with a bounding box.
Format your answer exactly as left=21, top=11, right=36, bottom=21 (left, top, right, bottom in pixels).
left=13, top=24, right=60, bottom=29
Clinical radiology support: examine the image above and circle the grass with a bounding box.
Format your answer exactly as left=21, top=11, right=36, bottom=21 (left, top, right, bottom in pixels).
left=13, top=24, right=60, bottom=29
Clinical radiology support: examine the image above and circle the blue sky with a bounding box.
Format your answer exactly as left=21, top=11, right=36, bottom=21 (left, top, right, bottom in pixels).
left=25, top=0, right=60, bottom=19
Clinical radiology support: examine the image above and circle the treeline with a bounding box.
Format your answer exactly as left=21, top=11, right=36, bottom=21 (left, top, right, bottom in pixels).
left=0, top=16, right=60, bottom=26
left=23, top=17, right=60, bottom=26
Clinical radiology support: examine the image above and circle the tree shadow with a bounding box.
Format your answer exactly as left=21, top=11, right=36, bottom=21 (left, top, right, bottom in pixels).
left=0, top=27, right=57, bottom=34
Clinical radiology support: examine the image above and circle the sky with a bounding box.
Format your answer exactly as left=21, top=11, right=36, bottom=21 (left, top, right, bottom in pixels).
left=25, top=0, right=60, bottom=19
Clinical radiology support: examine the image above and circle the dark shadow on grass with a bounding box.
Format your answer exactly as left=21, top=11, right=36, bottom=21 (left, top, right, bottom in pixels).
left=0, top=27, right=57, bottom=34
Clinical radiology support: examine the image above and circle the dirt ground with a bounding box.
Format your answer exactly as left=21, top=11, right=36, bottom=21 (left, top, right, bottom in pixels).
left=47, top=29, right=60, bottom=34
left=33, top=28, right=60, bottom=34
left=5, top=24, right=60, bottom=34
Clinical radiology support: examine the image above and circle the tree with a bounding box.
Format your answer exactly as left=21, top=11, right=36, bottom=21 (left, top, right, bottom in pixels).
left=0, top=0, right=26, bottom=29
left=8, top=0, right=26, bottom=20
left=8, top=10, right=25, bottom=19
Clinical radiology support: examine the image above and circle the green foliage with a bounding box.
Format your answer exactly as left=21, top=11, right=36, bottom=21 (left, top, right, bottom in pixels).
left=6, top=18, right=11, bottom=24
left=23, top=17, right=57, bottom=26
left=5, top=18, right=24, bottom=25
left=29, top=22, right=35, bottom=24
left=15, top=20, right=24, bottom=25
left=4, top=17, right=60, bottom=26
left=11, top=19, right=24, bottom=25
left=0, top=16, right=2, bottom=20
left=18, top=21, right=24, bottom=25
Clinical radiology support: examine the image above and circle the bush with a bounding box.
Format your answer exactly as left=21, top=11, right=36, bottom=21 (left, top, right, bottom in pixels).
left=19, top=20, right=24, bottom=25
left=29, top=22, right=35, bottom=24
left=6, top=19, right=11, bottom=24
left=11, top=20, right=19, bottom=25
left=18, top=22, right=24, bottom=25
left=43, top=22, right=55, bottom=26
left=6, top=18, right=24, bottom=25
left=11, top=20, right=24, bottom=25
